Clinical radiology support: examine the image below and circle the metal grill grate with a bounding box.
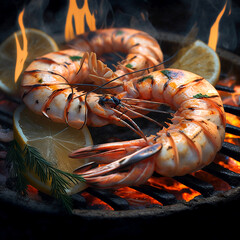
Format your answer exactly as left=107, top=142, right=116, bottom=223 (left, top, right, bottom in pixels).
left=1, top=92, right=240, bottom=211
left=68, top=102, right=240, bottom=210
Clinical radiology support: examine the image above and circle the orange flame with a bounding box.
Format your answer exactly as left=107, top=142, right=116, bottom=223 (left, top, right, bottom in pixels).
left=208, top=1, right=227, bottom=51
left=65, top=0, right=96, bottom=42
left=14, top=9, right=28, bottom=83
left=148, top=176, right=200, bottom=201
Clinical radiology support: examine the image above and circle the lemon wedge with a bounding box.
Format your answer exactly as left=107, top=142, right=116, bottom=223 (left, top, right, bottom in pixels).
left=170, top=40, right=221, bottom=86
left=13, top=105, right=92, bottom=195
left=0, top=28, right=58, bottom=94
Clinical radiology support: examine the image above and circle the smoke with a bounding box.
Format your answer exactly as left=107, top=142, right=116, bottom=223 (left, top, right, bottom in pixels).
left=184, top=0, right=238, bottom=51
left=0, top=0, right=239, bottom=53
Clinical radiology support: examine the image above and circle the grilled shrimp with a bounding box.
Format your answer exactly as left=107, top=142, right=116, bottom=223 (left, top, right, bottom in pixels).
left=70, top=66, right=226, bottom=188
left=21, top=28, right=163, bottom=129
left=69, top=28, right=164, bottom=79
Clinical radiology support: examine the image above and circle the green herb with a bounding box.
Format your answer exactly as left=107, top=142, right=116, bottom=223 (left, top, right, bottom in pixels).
left=6, top=140, right=85, bottom=213
left=69, top=56, right=82, bottom=61
left=137, top=75, right=154, bottom=84
left=116, top=30, right=123, bottom=36
left=125, top=63, right=133, bottom=69
left=38, top=78, right=43, bottom=83
left=193, top=93, right=211, bottom=99
left=161, top=69, right=174, bottom=80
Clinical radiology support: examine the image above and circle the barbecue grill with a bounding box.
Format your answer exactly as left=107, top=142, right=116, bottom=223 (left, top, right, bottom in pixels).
left=0, top=31, right=240, bottom=239
left=1, top=0, right=240, bottom=239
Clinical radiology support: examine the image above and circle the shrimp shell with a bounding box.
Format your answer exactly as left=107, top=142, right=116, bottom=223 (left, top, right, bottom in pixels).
left=68, top=28, right=164, bottom=79
left=71, top=69, right=226, bottom=188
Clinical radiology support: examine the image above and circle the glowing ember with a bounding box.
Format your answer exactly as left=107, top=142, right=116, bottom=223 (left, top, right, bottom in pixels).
left=65, top=0, right=96, bottom=41
left=216, top=76, right=240, bottom=177
left=208, top=1, right=227, bottom=51
left=14, top=9, right=28, bottom=83
left=114, top=187, right=162, bottom=208
left=192, top=170, right=230, bottom=191
left=148, top=176, right=200, bottom=201
left=218, top=157, right=240, bottom=174
left=81, top=192, right=114, bottom=210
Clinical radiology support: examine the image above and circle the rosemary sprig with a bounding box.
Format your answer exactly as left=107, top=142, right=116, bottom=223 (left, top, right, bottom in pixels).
left=6, top=140, right=85, bottom=212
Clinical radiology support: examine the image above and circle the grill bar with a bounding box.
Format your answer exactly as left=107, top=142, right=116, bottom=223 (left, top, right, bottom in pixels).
left=72, top=194, right=87, bottom=209
left=174, top=174, right=215, bottom=197
left=226, top=124, right=240, bottom=136
left=86, top=187, right=129, bottom=210
left=203, top=162, right=240, bottom=187
left=215, top=85, right=235, bottom=92
left=1, top=78, right=240, bottom=211
left=224, top=104, right=240, bottom=116
left=220, top=142, right=240, bottom=161
left=131, top=185, right=177, bottom=205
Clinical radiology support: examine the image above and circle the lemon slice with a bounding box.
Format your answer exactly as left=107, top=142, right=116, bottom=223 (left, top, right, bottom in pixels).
left=13, top=105, right=92, bottom=195
left=170, top=40, right=221, bottom=86
left=0, top=28, right=59, bottom=95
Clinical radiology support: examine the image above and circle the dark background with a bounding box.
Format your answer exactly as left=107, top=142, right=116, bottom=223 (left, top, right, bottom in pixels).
left=0, top=0, right=239, bottom=54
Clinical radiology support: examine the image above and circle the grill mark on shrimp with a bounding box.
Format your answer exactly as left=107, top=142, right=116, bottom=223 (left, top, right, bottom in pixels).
left=24, top=70, right=69, bottom=83
left=34, top=57, right=59, bottom=65
left=192, top=129, right=203, bottom=139
left=41, top=88, right=67, bottom=118
left=166, top=132, right=179, bottom=171
left=161, top=70, right=185, bottom=90
left=187, top=118, right=218, bottom=147
left=204, top=98, right=226, bottom=127
left=173, top=77, right=204, bottom=96
left=178, top=130, right=202, bottom=167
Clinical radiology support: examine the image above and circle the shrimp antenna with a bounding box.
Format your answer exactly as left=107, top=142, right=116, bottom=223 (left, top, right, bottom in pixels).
left=78, top=51, right=179, bottom=129
left=84, top=50, right=180, bottom=95
left=74, top=50, right=179, bottom=131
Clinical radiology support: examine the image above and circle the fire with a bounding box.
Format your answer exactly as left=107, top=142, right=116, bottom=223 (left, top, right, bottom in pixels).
left=148, top=176, right=200, bottom=201
left=114, top=187, right=162, bottom=207
left=208, top=1, right=227, bottom=51
left=14, top=9, right=28, bottom=83
left=221, top=83, right=240, bottom=145
left=217, top=77, right=240, bottom=176
left=192, top=170, right=230, bottom=191
left=81, top=192, right=114, bottom=210
left=65, top=0, right=96, bottom=42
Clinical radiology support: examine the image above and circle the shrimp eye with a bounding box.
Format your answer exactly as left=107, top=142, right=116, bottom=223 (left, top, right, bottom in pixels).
left=112, top=96, right=121, bottom=106
left=98, top=96, right=106, bottom=106
left=98, top=95, right=121, bottom=107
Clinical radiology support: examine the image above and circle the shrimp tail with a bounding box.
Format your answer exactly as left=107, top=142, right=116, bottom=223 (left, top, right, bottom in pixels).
left=70, top=138, right=150, bottom=163
left=73, top=143, right=162, bottom=188
left=88, top=52, right=123, bottom=93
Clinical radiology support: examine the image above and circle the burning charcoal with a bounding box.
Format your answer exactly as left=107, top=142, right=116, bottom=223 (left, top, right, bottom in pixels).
left=86, top=188, right=129, bottom=210
left=174, top=174, right=215, bottom=197
left=203, top=162, right=240, bottom=187
left=132, top=185, right=177, bottom=205
left=220, top=142, right=240, bottom=161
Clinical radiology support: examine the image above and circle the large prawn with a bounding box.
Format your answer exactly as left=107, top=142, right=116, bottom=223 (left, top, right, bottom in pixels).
left=21, top=28, right=163, bottom=130
left=68, top=28, right=164, bottom=79
left=70, top=58, right=226, bottom=188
